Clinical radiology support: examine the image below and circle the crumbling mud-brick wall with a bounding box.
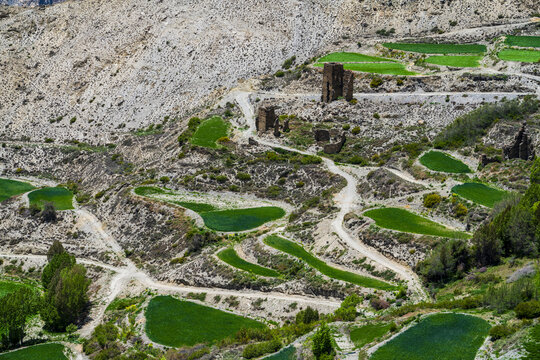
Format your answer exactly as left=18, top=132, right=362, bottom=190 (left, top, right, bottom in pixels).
left=256, top=106, right=276, bottom=133
left=503, top=123, right=535, bottom=161
left=321, top=63, right=344, bottom=103
left=343, top=70, right=354, bottom=101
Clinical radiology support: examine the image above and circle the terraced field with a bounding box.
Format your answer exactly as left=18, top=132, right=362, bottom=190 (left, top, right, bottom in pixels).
left=504, top=35, right=540, bottom=48
left=145, top=296, right=266, bottom=347
left=497, top=49, right=540, bottom=63
left=370, top=313, right=490, bottom=360
left=350, top=323, right=392, bottom=348
left=419, top=151, right=472, bottom=173
left=264, top=345, right=296, bottom=360
left=317, top=52, right=395, bottom=63
left=263, top=235, right=396, bottom=290
left=0, top=178, right=35, bottom=202
left=364, top=208, right=470, bottom=239
left=0, top=343, right=67, bottom=360
left=190, top=116, right=229, bottom=148
left=217, top=248, right=279, bottom=277
left=28, top=187, right=74, bottom=210
left=451, top=183, right=508, bottom=208
left=202, top=207, right=285, bottom=232
left=424, top=55, right=482, bottom=68
left=314, top=62, right=415, bottom=75
left=382, top=43, right=486, bottom=54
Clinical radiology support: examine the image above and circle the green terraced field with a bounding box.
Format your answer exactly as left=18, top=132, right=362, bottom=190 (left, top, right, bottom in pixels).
left=28, top=187, right=74, bottom=210
left=504, top=35, right=540, bottom=48
left=134, top=186, right=215, bottom=211
left=0, top=343, right=67, bottom=360
left=370, top=313, right=490, bottom=360
left=451, top=183, right=508, bottom=208
left=263, top=235, right=396, bottom=290
left=201, top=207, right=285, bottom=232
left=382, top=43, right=486, bottom=54
left=315, top=62, right=415, bottom=75
left=217, top=248, right=279, bottom=277
left=350, top=323, right=392, bottom=348
left=317, top=52, right=395, bottom=63
left=0, top=178, right=35, bottom=202
left=419, top=151, right=472, bottom=173
left=424, top=55, right=483, bottom=68
left=364, top=208, right=470, bottom=239
left=497, top=49, right=540, bottom=63
left=190, top=116, right=229, bottom=148
left=145, top=296, right=265, bottom=347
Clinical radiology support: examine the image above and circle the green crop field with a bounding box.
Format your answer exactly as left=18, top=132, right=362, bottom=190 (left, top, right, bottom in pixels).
left=350, top=323, right=392, bottom=348
left=419, top=151, right=472, bottom=173
left=370, top=313, right=491, bottom=360
left=217, top=248, right=279, bottom=277
left=28, top=187, right=74, bottom=210
left=317, top=52, right=395, bottom=63
left=451, top=183, right=508, bottom=208
left=424, top=55, right=483, bottom=67
left=190, top=116, right=229, bottom=148
left=315, top=62, right=415, bottom=75
left=201, top=207, right=285, bottom=232
left=173, top=201, right=216, bottom=212
left=134, top=186, right=215, bottom=211
left=263, top=235, right=396, bottom=290
left=145, top=296, right=265, bottom=347
left=0, top=179, right=35, bottom=202
left=364, top=208, right=470, bottom=239
left=497, top=49, right=540, bottom=63
left=504, top=35, right=540, bottom=48
left=263, top=345, right=296, bottom=360
left=382, top=43, right=486, bottom=54
left=0, top=343, right=67, bottom=360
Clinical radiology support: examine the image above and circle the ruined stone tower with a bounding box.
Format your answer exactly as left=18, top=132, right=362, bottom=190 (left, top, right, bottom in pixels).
left=321, top=63, right=344, bottom=103
left=343, top=70, right=354, bottom=101
left=503, top=123, right=536, bottom=161
left=256, top=106, right=276, bottom=133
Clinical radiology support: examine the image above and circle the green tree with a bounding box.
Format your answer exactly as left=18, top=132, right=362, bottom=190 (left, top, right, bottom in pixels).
left=0, top=288, right=40, bottom=349
left=473, top=223, right=503, bottom=267
left=41, top=252, right=75, bottom=290
left=47, top=240, right=66, bottom=261
left=312, top=323, right=334, bottom=359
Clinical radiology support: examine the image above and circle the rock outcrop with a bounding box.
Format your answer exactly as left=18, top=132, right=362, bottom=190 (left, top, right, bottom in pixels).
left=503, top=123, right=536, bottom=161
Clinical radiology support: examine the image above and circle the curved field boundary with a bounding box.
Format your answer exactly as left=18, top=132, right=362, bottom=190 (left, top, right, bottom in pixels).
left=28, top=187, right=74, bottom=210
left=382, top=43, right=486, bottom=54
left=201, top=206, right=285, bottom=232
left=317, top=52, right=396, bottom=63
left=497, top=48, right=540, bottom=63
left=504, top=35, right=540, bottom=48
left=263, top=235, right=396, bottom=291
left=350, top=323, right=392, bottom=348
left=451, top=182, right=508, bottom=208
left=217, top=248, right=280, bottom=277
left=370, top=313, right=490, bottom=360
left=0, top=343, right=67, bottom=360
left=145, top=295, right=266, bottom=347
left=190, top=116, right=229, bottom=148
left=0, top=178, right=35, bottom=202
left=424, top=55, right=483, bottom=68
left=314, top=62, right=415, bottom=76
left=364, top=208, right=470, bottom=240
left=419, top=151, right=472, bottom=173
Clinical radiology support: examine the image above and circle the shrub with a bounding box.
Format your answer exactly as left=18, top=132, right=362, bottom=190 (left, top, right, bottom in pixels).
left=370, top=297, right=390, bottom=310
left=70, top=117, right=77, bottom=124
left=454, top=203, right=468, bottom=217
left=423, top=193, right=442, bottom=208
left=242, top=338, right=281, bottom=359
left=216, top=175, right=228, bottom=183
left=312, top=323, right=334, bottom=360
left=489, top=324, right=514, bottom=340
left=351, top=126, right=361, bottom=135
left=159, top=176, right=170, bottom=183
left=373, top=113, right=380, bottom=119
left=342, top=124, right=350, bottom=130
left=275, top=70, right=285, bottom=78
left=515, top=300, right=540, bottom=319
left=236, top=172, right=251, bottom=181
left=296, top=306, right=319, bottom=324
left=370, top=77, right=383, bottom=88
left=41, top=202, right=57, bottom=223
left=282, top=55, right=296, bottom=70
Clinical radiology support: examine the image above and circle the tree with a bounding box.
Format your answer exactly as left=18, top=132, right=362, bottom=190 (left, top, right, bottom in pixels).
left=296, top=306, right=319, bottom=324
left=473, top=223, right=503, bottom=267
left=47, top=240, right=65, bottom=261
left=41, top=252, right=75, bottom=290
left=0, top=288, right=40, bottom=349
left=41, top=202, right=57, bottom=222
left=312, top=323, right=334, bottom=360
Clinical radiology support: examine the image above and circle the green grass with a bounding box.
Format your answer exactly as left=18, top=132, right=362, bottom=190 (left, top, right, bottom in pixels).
left=263, top=235, right=396, bottom=290
left=504, top=35, right=540, bottom=48
left=145, top=295, right=265, bottom=347
left=424, top=55, right=483, bottom=68
left=172, top=201, right=216, bottom=212
left=370, top=313, right=490, bottom=360
left=133, top=186, right=167, bottom=196
left=317, top=52, right=395, bottom=63
left=314, top=62, right=416, bottom=75
left=0, top=179, right=35, bottom=202
left=134, top=186, right=215, bottom=212
left=419, top=151, right=472, bottom=173
left=263, top=345, right=296, bottom=360
left=350, top=323, right=392, bottom=348
left=27, top=187, right=74, bottom=210
left=0, top=343, right=67, bottom=360
left=364, top=208, right=470, bottom=240
left=451, top=183, right=508, bottom=208
left=217, top=248, right=279, bottom=277
left=382, top=43, right=486, bottom=54
left=497, top=48, right=540, bottom=63
left=190, top=116, right=229, bottom=148
left=201, top=207, right=285, bottom=232
left=0, top=281, right=33, bottom=299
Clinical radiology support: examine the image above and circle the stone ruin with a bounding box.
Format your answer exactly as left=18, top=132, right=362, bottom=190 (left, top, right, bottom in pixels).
left=503, top=123, right=536, bottom=161
left=314, top=129, right=330, bottom=142
left=256, top=105, right=276, bottom=133
left=321, top=63, right=354, bottom=103
left=323, top=133, right=347, bottom=154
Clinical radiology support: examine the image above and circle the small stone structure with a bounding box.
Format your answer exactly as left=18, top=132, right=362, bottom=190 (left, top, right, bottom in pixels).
left=314, top=129, right=330, bottom=142
left=503, top=123, right=535, bottom=161
left=273, top=118, right=281, bottom=137
left=480, top=154, right=500, bottom=167
left=323, top=133, right=346, bottom=154
left=321, top=63, right=354, bottom=103
left=256, top=106, right=276, bottom=133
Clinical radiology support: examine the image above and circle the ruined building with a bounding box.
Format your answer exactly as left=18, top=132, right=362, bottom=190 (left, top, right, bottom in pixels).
left=256, top=106, right=276, bottom=133
left=321, top=63, right=354, bottom=103
left=503, top=123, right=536, bottom=161
left=324, top=133, right=347, bottom=154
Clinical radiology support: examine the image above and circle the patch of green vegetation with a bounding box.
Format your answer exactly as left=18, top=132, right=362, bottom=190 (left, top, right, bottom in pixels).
left=0, top=343, right=67, bottom=360
left=173, top=201, right=216, bottom=213
left=263, top=236, right=396, bottom=290
left=0, top=178, right=35, bottom=202
left=497, top=49, right=540, bottom=63
left=217, top=248, right=280, bottom=277
left=451, top=183, right=508, bottom=208
left=370, top=313, right=490, bottom=360
left=382, top=43, right=486, bottom=54
left=419, top=151, right=472, bottom=173
left=145, top=295, right=266, bottom=347
left=263, top=345, right=296, bottom=360
left=190, top=116, right=229, bottom=148
left=317, top=52, right=395, bottom=63
left=350, top=323, right=392, bottom=348
left=504, top=35, right=540, bottom=48
left=133, top=186, right=167, bottom=196
left=424, top=55, right=483, bottom=67
left=201, top=207, right=285, bottom=232
left=314, top=62, right=416, bottom=75
left=364, top=208, right=470, bottom=239
left=28, top=187, right=74, bottom=210
left=0, top=281, right=34, bottom=299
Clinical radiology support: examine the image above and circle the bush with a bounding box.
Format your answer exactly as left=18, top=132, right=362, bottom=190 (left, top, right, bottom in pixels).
left=216, top=175, right=228, bottom=183
left=423, top=193, right=442, bottom=208
left=242, top=338, right=281, bottom=359
left=454, top=203, right=468, bottom=217
left=370, top=77, right=383, bottom=88
left=275, top=70, right=285, bottom=77
left=370, top=297, right=390, bottom=310
left=515, top=300, right=540, bottom=319
left=159, top=176, right=170, bottom=183
left=296, top=306, right=319, bottom=324
left=312, top=323, right=334, bottom=360
left=351, top=126, right=361, bottom=135
left=489, top=324, right=514, bottom=340
left=236, top=172, right=251, bottom=181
